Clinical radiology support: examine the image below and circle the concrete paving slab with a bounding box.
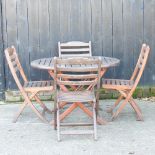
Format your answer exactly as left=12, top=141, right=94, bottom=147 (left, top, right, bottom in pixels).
left=0, top=100, right=155, bottom=155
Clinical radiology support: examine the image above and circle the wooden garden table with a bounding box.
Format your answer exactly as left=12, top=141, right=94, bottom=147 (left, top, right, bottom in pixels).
left=31, top=56, right=120, bottom=125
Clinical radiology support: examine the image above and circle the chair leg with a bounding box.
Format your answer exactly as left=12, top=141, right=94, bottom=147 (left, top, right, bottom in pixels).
left=93, top=102, right=97, bottom=140
left=13, top=101, right=27, bottom=123
left=111, top=97, right=129, bottom=121
left=129, top=99, right=143, bottom=121
left=28, top=101, right=48, bottom=123
left=96, top=99, right=99, bottom=116
left=34, top=95, right=52, bottom=114
left=54, top=100, right=57, bottom=130
left=107, top=95, right=123, bottom=113
left=131, top=97, right=142, bottom=113
left=57, top=103, right=61, bottom=141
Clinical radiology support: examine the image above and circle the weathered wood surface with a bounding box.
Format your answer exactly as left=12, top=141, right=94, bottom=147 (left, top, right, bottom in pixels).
left=0, top=0, right=155, bottom=93
left=31, top=56, right=120, bottom=71
left=5, top=46, right=54, bottom=122
left=143, top=0, right=155, bottom=85
left=54, top=57, right=102, bottom=140
left=102, top=44, right=150, bottom=121
left=58, top=41, right=92, bottom=57
left=0, top=0, right=5, bottom=99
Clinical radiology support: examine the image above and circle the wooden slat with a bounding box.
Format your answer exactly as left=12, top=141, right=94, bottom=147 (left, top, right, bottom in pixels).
left=102, top=0, right=112, bottom=57
left=14, top=66, right=19, bottom=72
left=57, top=74, right=98, bottom=79
left=35, top=82, right=40, bottom=87
left=60, top=42, right=90, bottom=47
left=31, top=57, right=120, bottom=70
left=12, top=60, right=17, bottom=66
left=60, top=48, right=90, bottom=52
left=120, top=80, right=124, bottom=85
left=57, top=80, right=97, bottom=86
left=59, top=0, right=70, bottom=41
left=40, top=59, right=46, bottom=66
left=103, top=79, right=135, bottom=87
left=0, top=1, right=5, bottom=99
left=123, top=0, right=134, bottom=79
left=24, top=81, right=53, bottom=88
left=59, top=41, right=91, bottom=57
left=116, top=80, right=120, bottom=85
left=36, top=81, right=42, bottom=87
left=69, top=0, right=83, bottom=40
left=137, top=64, right=142, bottom=69
left=60, top=130, right=93, bottom=135
left=112, top=0, right=124, bottom=78
left=107, top=80, right=110, bottom=85
left=56, top=67, right=99, bottom=72
left=5, top=0, right=18, bottom=89
left=2, top=0, right=155, bottom=90
left=16, top=0, right=30, bottom=81
left=60, top=123, right=93, bottom=126
left=46, top=81, right=51, bottom=86
left=132, top=0, right=144, bottom=84
left=60, top=54, right=91, bottom=57
left=56, top=58, right=100, bottom=65
left=91, top=0, right=102, bottom=56
left=10, top=54, right=16, bottom=60
left=80, top=0, right=91, bottom=41
left=112, top=79, right=115, bottom=85
left=27, top=0, right=40, bottom=80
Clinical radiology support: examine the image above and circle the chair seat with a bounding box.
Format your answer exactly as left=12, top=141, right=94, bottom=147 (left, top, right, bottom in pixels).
left=24, top=80, right=54, bottom=92
left=57, top=90, right=96, bottom=102
left=102, top=79, right=134, bottom=90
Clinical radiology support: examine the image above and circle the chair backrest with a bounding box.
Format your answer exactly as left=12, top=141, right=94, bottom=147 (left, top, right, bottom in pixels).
left=58, top=41, right=92, bottom=57
left=5, top=46, right=28, bottom=91
left=54, top=57, right=101, bottom=91
left=130, top=44, right=150, bottom=90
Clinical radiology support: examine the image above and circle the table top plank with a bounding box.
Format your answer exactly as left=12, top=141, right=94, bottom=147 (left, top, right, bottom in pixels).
left=31, top=56, right=120, bottom=70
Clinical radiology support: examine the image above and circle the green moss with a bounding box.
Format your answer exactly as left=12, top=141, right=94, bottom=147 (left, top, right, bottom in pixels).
left=150, top=87, right=155, bottom=96
left=100, top=87, right=153, bottom=99
left=133, top=87, right=143, bottom=98
left=4, top=86, right=155, bottom=102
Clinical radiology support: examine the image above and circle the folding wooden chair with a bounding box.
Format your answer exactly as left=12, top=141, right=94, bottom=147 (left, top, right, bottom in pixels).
left=5, top=46, right=54, bottom=123
left=102, top=44, right=150, bottom=121
left=58, top=41, right=92, bottom=57
left=54, top=57, right=101, bottom=141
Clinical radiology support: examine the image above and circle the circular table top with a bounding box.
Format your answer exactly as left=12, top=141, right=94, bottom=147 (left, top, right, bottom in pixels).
left=31, top=56, right=120, bottom=70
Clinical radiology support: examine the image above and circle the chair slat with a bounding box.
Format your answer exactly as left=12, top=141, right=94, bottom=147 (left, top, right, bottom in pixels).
left=46, top=81, right=51, bottom=86
left=57, top=80, right=97, bottom=86
left=59, top=41, right=92, bottom=57
left=60, top=130, right=94, bottom=135
left=12, top=60, right=17, bottom=66
left=56, top=67, right=99, bottom=72
left=42, top=81, right=47, bottom=87
left=14, top=65, right=19, bottom=72
left=116, top=80, right=120, bottom=85
left=57, top=74, right=98, bottom=79
left=28, top=81, right=33, bottom=87
left=112, top=79, right=115, bottom=85
left=10, top=54, right=16, bottom=60
left=60, top=54, right=91, bottom=57
left=60, top=42, right=90, bottom=47
left=60, top=48, right=90, bottom=52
